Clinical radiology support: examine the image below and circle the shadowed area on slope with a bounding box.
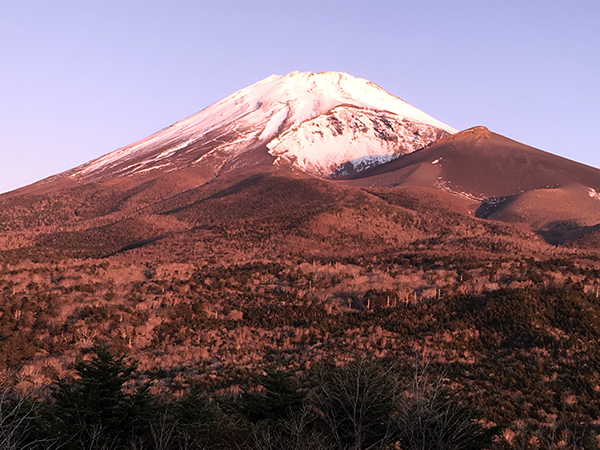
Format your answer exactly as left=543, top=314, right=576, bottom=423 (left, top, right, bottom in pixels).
left=153, top=174, right=341, bottom=222
left=3, top=171, right=542, bottom=261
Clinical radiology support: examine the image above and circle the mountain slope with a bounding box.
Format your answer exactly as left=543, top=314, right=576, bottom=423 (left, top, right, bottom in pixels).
left=345, top=126, right=600, bottom=195
left=4, top=71, right=600, bottom=446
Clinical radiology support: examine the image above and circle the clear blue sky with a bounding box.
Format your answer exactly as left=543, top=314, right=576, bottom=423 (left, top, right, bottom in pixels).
left=1, top=0, right=598, bottom=193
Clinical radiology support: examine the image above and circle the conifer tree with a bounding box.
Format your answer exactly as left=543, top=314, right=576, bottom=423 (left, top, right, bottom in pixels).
left=52, top=344, right=151, bottom=449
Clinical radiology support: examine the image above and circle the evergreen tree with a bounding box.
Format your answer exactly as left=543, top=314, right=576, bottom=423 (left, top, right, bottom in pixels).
left=52, top=344, right=151, bottom=449
left=241, top=367, right=305, bottom=423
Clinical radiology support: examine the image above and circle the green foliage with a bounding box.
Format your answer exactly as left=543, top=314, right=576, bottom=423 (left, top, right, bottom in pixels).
left=240, top=367, right=305, bottom=423
left=51, top=344, right=151, bottom=449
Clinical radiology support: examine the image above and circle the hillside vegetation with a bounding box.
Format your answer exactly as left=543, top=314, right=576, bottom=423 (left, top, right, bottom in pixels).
left=2, top=174, right=600, bottom=449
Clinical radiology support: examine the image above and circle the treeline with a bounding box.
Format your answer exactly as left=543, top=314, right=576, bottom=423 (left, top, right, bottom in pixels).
left=1, top=345, right=500, bottom=450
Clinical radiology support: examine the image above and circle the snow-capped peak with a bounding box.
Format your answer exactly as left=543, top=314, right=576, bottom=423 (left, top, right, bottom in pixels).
left=201, top=70, right=456, bottom=136
left=66, top=71, right=456, bottom=181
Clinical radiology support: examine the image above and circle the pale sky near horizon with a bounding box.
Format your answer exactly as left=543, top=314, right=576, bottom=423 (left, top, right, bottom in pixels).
left=0, top=1, right=598, bottom=194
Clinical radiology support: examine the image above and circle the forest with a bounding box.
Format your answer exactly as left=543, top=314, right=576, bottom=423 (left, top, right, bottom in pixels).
left=2, top=259, right=600, bottom=449
left=2, top=344, right=505, bottom=450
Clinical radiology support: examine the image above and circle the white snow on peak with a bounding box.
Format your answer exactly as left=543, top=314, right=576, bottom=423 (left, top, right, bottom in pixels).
left=227, top=71, right=457, bottom=134
left=268, top=105, right=446, bottom=177
left=68, top=71, right=456, bottom=180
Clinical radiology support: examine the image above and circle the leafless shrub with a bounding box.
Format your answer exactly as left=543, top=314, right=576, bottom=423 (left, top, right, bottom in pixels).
left=252, top=406, right=332, bottom=450
left=0, top=371, right=56, bottom=449
left=396, top=361, right=497, bottom=450
left=311, top=357, right=496, bottom=450
left=149, top=409, right=177, bottom=450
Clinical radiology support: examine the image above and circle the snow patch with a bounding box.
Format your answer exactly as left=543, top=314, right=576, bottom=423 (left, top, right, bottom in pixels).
left=435, top=179, right=484, bottom=202
left=258, top=105, right=289, bottom=141
left=135, top=163, right=171, bottom=174
left=588, top=187, right=600, bottom=201
left=153, top=137, right=200, bottom=160
left=331, top=154, right=401, bottom=177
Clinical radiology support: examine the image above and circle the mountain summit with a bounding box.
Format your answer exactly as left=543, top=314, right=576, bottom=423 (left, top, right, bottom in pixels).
left=62, top=71, right=455, bottom=183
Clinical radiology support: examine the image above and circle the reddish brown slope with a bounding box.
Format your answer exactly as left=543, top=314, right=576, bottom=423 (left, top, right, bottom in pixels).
left=345, top=126, right=600, bottom=197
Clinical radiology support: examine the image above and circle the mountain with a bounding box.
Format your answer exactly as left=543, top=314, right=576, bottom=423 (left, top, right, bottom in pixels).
left=5, top=72, right=600, bottom=442
left=344, top=126, right=600, bottom=242
left=3, top=71, right=600, bottom=254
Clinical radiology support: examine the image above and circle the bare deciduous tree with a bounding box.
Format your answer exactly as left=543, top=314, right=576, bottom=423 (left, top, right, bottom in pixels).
left=0, top=372, right=56, bottom=450
left=311, top=357, right=399, bottom=450
left=396, top=361, right=497, bottom=450
left=252, top=406, right=332, bottom=450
